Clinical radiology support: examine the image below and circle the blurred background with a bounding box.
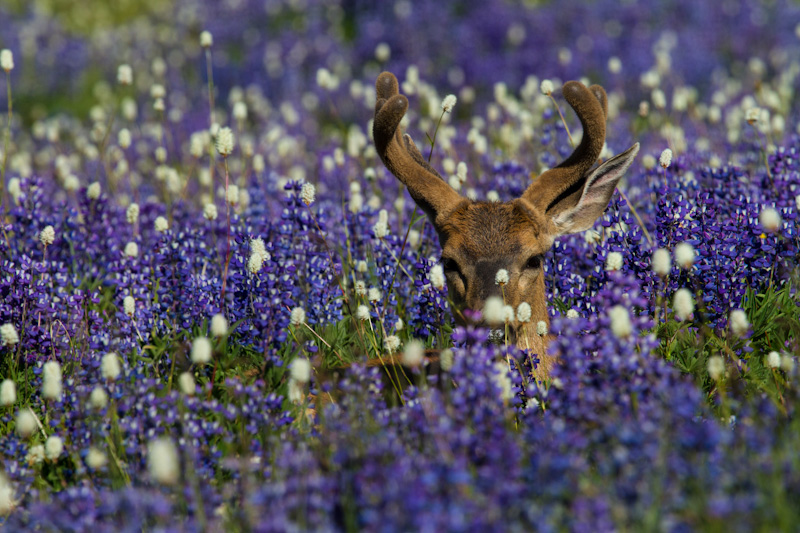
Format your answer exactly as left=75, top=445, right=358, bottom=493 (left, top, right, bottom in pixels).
left=0, top=0, right=797, bottom=124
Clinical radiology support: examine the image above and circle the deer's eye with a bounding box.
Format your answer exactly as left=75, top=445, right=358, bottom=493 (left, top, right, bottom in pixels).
left=525, top=255, right=543, bottom=270
left=441, top=257, right=460, bottom=274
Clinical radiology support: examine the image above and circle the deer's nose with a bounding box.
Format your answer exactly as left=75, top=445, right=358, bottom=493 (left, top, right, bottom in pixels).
left=474, top=260, right=511, bottom=300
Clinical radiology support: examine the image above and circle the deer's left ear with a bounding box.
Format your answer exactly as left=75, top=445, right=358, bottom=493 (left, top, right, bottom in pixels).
left=552, top=143, right=639, bottom=235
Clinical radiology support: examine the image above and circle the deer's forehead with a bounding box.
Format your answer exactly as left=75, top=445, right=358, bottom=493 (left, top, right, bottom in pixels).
left=440, top=201, right=551, bottom=258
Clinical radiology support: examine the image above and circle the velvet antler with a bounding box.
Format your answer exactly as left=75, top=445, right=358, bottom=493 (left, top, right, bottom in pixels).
left=523, top=81, right=639, bottom=234
left=373, top=72, right=463, bottom=226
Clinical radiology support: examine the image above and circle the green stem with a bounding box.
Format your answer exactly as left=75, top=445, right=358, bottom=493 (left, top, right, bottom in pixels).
left=1, top=71, right=12, bottom=216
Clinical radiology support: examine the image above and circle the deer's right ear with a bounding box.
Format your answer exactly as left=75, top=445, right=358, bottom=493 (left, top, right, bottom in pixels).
left=551, top=143, right=639, bottom=235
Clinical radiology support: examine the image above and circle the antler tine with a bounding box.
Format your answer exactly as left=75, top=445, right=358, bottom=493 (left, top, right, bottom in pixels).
left=373, top=72, right=462, bottom=224
left=523, top=81, right=608, bottom=214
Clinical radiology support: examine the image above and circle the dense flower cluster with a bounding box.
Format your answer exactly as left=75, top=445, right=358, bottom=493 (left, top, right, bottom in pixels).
left=0, top=0, right=799, bottom=530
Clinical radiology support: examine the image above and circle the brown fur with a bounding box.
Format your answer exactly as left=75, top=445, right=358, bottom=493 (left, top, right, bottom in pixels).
left=373, top=71, right=638, bottom=380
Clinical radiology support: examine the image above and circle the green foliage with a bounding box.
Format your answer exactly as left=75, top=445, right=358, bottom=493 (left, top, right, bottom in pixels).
left=656, top=282, right=799, bottom=413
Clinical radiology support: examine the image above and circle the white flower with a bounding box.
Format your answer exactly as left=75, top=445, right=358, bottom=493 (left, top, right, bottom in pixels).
left=766, top=351, right=781, bottom=369
left=203, top=203, right=218, bottom=220
left=373, top=209, right=390, bottom=239
left=226, top=184, right=239, bottom=205
left=503, top=305, right=515, bottom=323
left=375, top=42, right=391, bottom=62
left=200, top=30, right=213, bottom=48
left=395, top=318, right=404, bottom=331
left=356, top=305, right=370, bottom=321
left=8, top=177, right=22, bottom=203
left=540, top=79, right=554, bottom=95
left=300, top=182, right=316, bottom=205
left=0, top=473, right=15, bottom=515
left=89, top=386, right=108, bottom=409
left=210, top=314, right=228, bottom=337
left=216, top=127, right=235, bottom=156
left=287, top=377, right=304, bottom=403
left=150, top=84, right=166, bottom=99
left=64, top=175, right=80, bottom=192
left=368, top=287, right=381, bottom=302
left=441, top=94, right=457, bottom=113
left=124, top=242, right=138, bottom=258
left=87, top=181, right=101, bottom=200
left=290, top=358, right=311, bottom=383
left=673, top=288, right=694, bottom=321
left=486, top=190, right=500, bottom=202
left=651, top=89, right=667, bottom=109
left=101, top=352, right=121, bottom=381
left=355, top=281, right=367, bottom=296
left=482, top=296, right=506, bottom=326
left=117, top=64, right=133, bottom=85
left=495, top=268, right=509, bottom=285
left=759, top=207, right=781, bottom=232
left=315, top=68, right=339, bottom=91
left=729, top=309, right=749, bottom=338
left=86, top=447, right=107, bottom=469
left=123, top=295, right=135, bottom=317
left=707, top=356, right=725, bottom=381
left=516, top=302, right=532, bottom=323
left=290, top=307, right=306, bottom=326
left=233, top=101, right=248, bottom=122
left=27, top=444, right=44, bottom=464
left=191, top=337, right=212, bottom=365
left=178, top=372, right=195, bottom=395
left=440, top=349, right=454, bottom=372
left=148, top=437, right=180, bottom=485
left=42, top=361, right=62, bottom=400
left=605, top=251, right=623, bottom=271
left=781, top=354, right=796, bottom=373
left=493, top=362, right=514, bottom=401
left=745, top=107, right=761, bottom=125
left=402, top=339, right=425, bottom=367
left=154, top=216, right=169, bottom=233
left=429, top=264, right=445, bottom=290
left=566, top=309, right=579, bottom=319
left=659, top=148, right=673, bottom=168
left=118, top=128, right=132, bottom=149
left=456, top=161, right=468, bottom=182
left=0, top=49, right=14, bottom=71
left=1, top=323, right=19, bottom=346
left=383, top=335, right=401, bottom=353
left=248, top=251, right=265, bottom=274
left=40, top=225, right=55, bottom=246
left=651, top=248, right=672, bottom=277
left=16, top=408, right=38, bottom=438
left=126, top=203, right=139, bottom=224
left=674, top=242, right=695, bottom=269
left=1, top=379, right=16, bottom=406
left=609, top=305, right=632, bottom=339
left=583, top=229, right=601, bottom=244
left=45, top=435, right=63, bottom=461
left=536, top=320, right=548, bottom=336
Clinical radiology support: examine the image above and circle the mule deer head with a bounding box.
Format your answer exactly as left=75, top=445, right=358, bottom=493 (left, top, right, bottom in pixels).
left=373, top=71, right=639, bottom=377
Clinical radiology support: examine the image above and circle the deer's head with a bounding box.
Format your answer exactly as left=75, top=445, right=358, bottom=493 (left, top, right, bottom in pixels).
left=373, top=72, right=638, bottom=376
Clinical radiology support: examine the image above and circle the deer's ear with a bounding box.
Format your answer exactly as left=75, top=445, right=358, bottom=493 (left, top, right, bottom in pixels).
left=552, top=143, right=639, bottom=235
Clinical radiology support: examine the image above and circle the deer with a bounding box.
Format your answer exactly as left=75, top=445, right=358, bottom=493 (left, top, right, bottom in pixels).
left=373, top=71, right=639, bottom=379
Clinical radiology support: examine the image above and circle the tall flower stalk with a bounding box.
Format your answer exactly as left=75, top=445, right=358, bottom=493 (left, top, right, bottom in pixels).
left=1, top=49, right=13, bottom=216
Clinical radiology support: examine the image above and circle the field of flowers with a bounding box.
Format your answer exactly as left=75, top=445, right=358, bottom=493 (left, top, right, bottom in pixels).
left=1, top=0, right=799, bottom=530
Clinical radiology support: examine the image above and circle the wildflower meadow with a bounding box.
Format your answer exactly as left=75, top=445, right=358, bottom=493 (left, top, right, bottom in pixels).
left=1, top=0, right=800, bottom=530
